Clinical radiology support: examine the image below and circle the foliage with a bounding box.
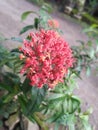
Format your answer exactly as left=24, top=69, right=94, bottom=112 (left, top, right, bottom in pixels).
left=0, top=50, right=92, bottom=129
left=20, top=2, right=54, bottom=35
left=82, top=12, right=98, bottom=25
left=72, top=24, right=98, bottom=77
left=84, top=0, right=98, bottom=15
left=28, top=0, right=46, bottom=6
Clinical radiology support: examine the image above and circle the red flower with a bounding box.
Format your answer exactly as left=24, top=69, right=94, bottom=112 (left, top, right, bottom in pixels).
left=48, top=19, right=59, bottom=28
left=19, top=54, right=25, bottom=60
left=20, top=30, right=74, bottom=88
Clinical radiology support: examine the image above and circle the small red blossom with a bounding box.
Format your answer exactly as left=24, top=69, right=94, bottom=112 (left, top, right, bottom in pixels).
left=48, top=19, right=59, bottom=28
left=19, top=54, right=25, bottom=60
left=20, top=29, right=74, bottom=88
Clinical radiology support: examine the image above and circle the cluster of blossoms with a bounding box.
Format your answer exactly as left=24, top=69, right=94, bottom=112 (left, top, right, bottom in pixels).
left=19, top=29, right=74, bottom=88
left=48, top=19, right=59, bottom=28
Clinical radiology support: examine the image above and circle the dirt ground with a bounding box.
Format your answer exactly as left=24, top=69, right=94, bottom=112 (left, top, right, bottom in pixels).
left=0, top=0, right=98, bottom=129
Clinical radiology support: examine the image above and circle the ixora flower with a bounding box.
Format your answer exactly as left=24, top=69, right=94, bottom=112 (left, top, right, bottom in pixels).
left=48, top=19, right=59, bottom=28
left=19, top=29, right=74, bottom=88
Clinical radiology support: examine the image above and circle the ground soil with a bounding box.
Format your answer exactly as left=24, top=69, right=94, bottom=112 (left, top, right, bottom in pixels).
left=0, top=0, right=98, bottom=130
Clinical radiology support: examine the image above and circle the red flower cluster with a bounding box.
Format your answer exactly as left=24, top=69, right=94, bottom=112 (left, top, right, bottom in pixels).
left=48, top=19, right=59, bottom=28
left=20, top=30, right=74, bottom=88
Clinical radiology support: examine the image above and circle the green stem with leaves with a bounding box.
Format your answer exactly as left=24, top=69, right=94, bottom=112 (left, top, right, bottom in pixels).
left=33, top=113, right=49, bottom=130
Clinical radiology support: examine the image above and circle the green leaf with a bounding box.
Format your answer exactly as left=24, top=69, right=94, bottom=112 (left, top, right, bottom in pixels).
left=21, top=11, right=38, bottom=21
left=18, top=95, right=27, bottom=114
left=54, top=123, right=59, bottom=130
left=19, top=25, right=34, bottom=35
left=80, top=115, right=92, bottom=130
left=26, top=86, right=47, bottom=116
left=0, top=59, right=10, bottom=67
left=63, top=96, right=80, bottom=114
left=47, top=93, right=65, bottom=101
left=63, top=99, right=68, bottom=114
left=72, top=100, right=80, bottom=112
left=34, top=18, right=39, bottom=29
left=41, top=3, right=53, bottom=13
left=3, top=112, right=9, bottom=118
left=68, top=96, right=80, bottom=113
left=64, top=114, right=75, bottom=127
left=69, top=123, right=75, bottom=130
left=34, top=0, right=44, bottom=6
left=96, top=45, right=98, bottom=52
left=21, top=78, right=32, bottom=94
left=71, top=95, right=80, bottom=102
left=91, top=24, right=98, bottom=28
left=68, top=98, right=73, bottom=113
left=87, top=41, right=92, bottom=47
left=10, top=48, right=21, bottom=53
left=46, top=112, right=62, bottom=123
left=3, top=93, right=16, bottom=103
left=0, top=72, right=20, bottom=93
left=82, top=122, right=92, bottom=130
left=4, top=72, right=20, bottom=85
left=80, top=114, right=89, bottom=121
left=0, top=84, right=11, bottom=92
left=90, top=49, right=95, bottom=58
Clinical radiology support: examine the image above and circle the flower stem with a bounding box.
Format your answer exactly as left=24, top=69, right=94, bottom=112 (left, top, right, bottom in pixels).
left=33, top=113, right=49, bottom=130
